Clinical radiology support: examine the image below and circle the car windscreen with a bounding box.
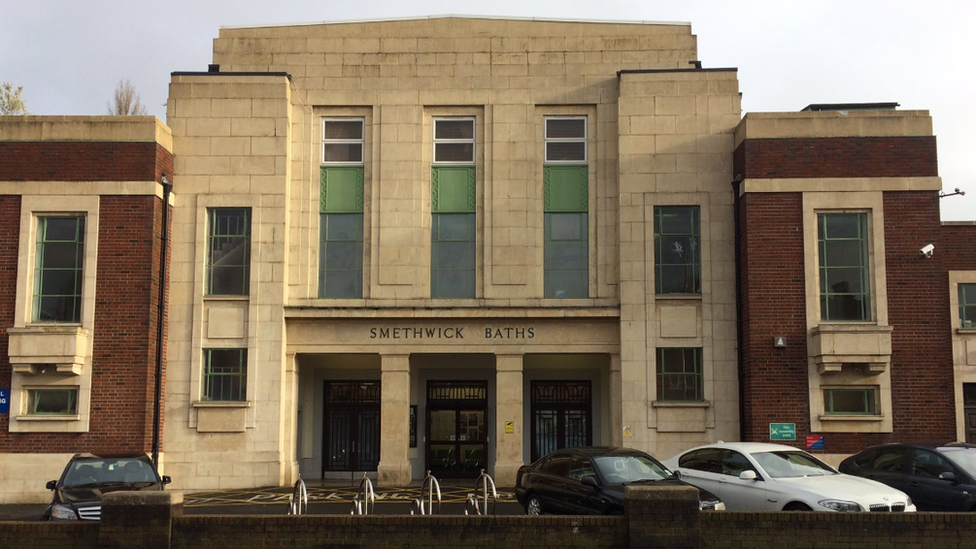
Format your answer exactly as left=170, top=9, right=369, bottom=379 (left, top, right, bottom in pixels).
left=942, top=449, right=976, bottom=479
left=62, top=458, right=158, bottom=487
left=751, top=451, right=837, bottom=478
left=593, top=455, right=674, bottom=484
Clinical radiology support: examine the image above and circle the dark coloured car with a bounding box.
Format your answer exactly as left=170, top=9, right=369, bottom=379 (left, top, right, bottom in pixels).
left=838, top=443, right=976, bottom=511
left=514, top=446, right=724, bottom=515
left=45, top=454, right=171, bottom=520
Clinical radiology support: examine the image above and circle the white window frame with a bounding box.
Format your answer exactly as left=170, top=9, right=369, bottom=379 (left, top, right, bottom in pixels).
left=544, top=116, right=588, bottom=164
left=321, top=118, right=365, bottom=165
left=433, top=117, right=476, bottom=165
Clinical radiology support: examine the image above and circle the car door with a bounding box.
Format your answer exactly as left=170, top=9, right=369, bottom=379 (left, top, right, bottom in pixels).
left=676, top=449, right=730, bottom=505
left=863, top=446, right=911, bottom=495
left=536, top=453, right=574, bottom=514
left=906, top=448, right=970, bottom=511
left=713, top=450, right=770, bottom=511
left=566, top=455, right=600, bottom=514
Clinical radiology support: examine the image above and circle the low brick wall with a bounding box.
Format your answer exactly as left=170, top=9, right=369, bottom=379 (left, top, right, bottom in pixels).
left=4, top=487, right=976, bottom=549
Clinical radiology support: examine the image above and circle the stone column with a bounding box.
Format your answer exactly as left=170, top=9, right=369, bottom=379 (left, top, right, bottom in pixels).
left=378, top=353, right=411, bottom=486
left=609, top=353, right=623, bottom=447
left=493, top=353, right=524, bottom=486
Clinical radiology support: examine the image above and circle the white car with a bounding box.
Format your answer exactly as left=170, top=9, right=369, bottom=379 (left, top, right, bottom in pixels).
left=663, top=442, right=916, bottom=512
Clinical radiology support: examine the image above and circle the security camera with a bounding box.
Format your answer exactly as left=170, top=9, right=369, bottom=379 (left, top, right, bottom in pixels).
left=919, top=244, right=935, bottom=258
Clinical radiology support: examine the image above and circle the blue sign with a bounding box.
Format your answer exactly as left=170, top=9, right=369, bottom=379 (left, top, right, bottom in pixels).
left=0, top=389, right=8, bottom=414
left=806, top=436, right=825, bottom=450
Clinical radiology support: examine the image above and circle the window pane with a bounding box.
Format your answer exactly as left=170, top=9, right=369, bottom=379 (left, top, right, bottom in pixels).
left=323, top=143, right=363, bottom=163
left=961, top=284, right=976, bottom=328
left=325, top=214, right=363, bottom=241
left=546, top=142, right=586, bottom=162
left=320, top=213, right=363, bottom=299
left=818, top=213, right=869, bottom=321
left=431, top=213, right=475, bottom=299
left=434, top=143, right=474, bottom=163
left=205, top=349, right=247, bottom=401
left=34, top=216, right=84, bottom=323
left=324, top=120, right=363, bottom=140
left=545, top=213, right=588, bottom=298
left=825, top=388, right=877, bottom=414
left=435, top=119, right=474, bottom=140
left=656, top=348, right=703, bottom=402
left=28, top=389, right=78, bottom=415
left=654, top=207, right=700, bottom=295
left=207, top=209, right=250, bottom=296
left=546, top=118, right=586, bottom=139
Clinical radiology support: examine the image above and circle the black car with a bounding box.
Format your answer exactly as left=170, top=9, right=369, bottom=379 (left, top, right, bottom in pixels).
left=514, top=446, right=724, bottom=515
left=838, top=443, right=976, bottom=511
left=45, top=454, right=171, bottom=520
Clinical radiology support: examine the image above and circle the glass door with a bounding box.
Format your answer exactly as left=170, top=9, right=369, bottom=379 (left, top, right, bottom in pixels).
left=322, top=381, right=381, bottom=474
left=530, top=381, right=592, bottom=461
left=426, top=381, right=488, bottom=478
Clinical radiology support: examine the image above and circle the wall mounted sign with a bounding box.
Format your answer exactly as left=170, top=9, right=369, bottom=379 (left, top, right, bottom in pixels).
left=369, top=326, right=535, bottom=340
left=0, top=389, right=8, bottom=414
left=505, top=421, right=514, bottom=434
left=806, top=436, right=825, bottom=450
left=769, top=423, right=796, bottom=441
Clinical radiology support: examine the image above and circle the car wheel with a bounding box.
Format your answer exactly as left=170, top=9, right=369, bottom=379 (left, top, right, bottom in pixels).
left=525, top=494, right=543, bottom=515
left=783, top=502, right=811, bottom=511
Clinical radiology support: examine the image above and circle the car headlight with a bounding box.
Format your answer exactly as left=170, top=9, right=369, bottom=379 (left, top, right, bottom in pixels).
left=49, top=503, right=78, bottom=520
left=818, top=499, right=862, bottom=512
left=699, top=499, right=726, bottom=511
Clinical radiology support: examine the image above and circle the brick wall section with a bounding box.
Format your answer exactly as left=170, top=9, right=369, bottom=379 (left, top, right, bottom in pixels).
left=0, top=195, right=166, bottom=454
left=737, top=192, right=810, bottom=441
left=942, top=224, right=976, bottom=270
left=736, top=137, right=938, bottom=179
left=0, top=522, right=98, bottom=549
left=0, top=196, right=21, bottom=437
left=0, top=142, right=168, bottom=182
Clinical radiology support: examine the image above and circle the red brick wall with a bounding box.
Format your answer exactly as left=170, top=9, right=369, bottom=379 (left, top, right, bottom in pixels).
left=0, top=142, right=168, bottom=182
left=737, top=192, right=810, bottom=441
left=942, top=224, right=976, bottom=270
left=0, top=196, right=22, bottom=429
left=737, top=137, right=938, bottom=179
left=0, top=195, right=167, bottom=455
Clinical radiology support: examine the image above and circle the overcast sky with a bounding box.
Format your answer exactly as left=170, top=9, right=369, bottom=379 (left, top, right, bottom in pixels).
left=2, top=0, right=973, bottom=220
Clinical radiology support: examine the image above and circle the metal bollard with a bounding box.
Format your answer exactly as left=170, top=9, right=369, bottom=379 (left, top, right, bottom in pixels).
left=288, top=476, right=308, bottom=515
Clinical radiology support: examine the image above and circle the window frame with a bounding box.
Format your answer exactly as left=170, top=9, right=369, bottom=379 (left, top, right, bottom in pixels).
left=823, top=386, right=879, bottom=416
left=960, top=283, right=976, bottom=329
left=321, top=118, right=365, bottom=164
left=817, top=211, right=871, bottom=322
left=653, top=206, right=701, bottom=295
left=656, top=347, right=704, bottom=402
left=206, top=208, right=252, bottom=297
left=544, top=116, right=588, bottom=164
left=202, top=348, right=248, bottom=402
left=32, top=215, right=86, bottom=324
left=25, top=387, right=79, bottom=416
left=433, top=117, right=476, bottom=165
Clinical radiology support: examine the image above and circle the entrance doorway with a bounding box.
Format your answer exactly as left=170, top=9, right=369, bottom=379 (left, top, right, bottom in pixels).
left=965, top=384, right=976, bottom=443
left=530, top=381, right=592, bottom=461
left=426, top=381, right=488, bottom=478
left=322, top=381, right=381, bottom=475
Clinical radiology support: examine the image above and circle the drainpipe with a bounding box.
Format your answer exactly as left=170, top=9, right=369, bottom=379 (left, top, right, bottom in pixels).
left=152, top=175, right=172, bottom=467
left=731, top=174, right=745, bottom=442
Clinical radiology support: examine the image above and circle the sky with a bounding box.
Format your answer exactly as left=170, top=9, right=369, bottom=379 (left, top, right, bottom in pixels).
left=2, top=0, right=973, bottom=221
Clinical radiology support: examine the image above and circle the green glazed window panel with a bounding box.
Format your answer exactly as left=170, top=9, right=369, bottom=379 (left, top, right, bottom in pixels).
left=818, top=212, right=870, bottom=321
left=432, top=166, right=476, bottom=213
left=320, top=167, right=365, bottom=213
left=656, top=348, right=703, bottom=402
left=319, top=213, right=363, bottom=299
left=27, top=388, right=78, bottom=415
left=544, top=165, right=588, bottom=212
left=654, top=206, right=701, bottom=295
left=960, top=284, right=976, bottom=328
left=824, top=388, right=878, bottom=415
left=544, top=213, right=588, bottom=298
left=33, top=216, right=85, bottom=323
left=431, top=213, right=475, bottom=298
left=204, top=349, right=247, bottom=402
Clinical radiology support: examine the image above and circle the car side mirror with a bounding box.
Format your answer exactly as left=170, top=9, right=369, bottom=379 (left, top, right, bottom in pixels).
left=581, top=475, right=599, bottom=488
left=161, top=475, right=172, bottom=485
left=672, top=470, right=681, bottom=480
left=46, top=480, right=57, bottom=490
left=739, top=470, right=758, bottom=481
left=938, top=472, right=957, bottom=483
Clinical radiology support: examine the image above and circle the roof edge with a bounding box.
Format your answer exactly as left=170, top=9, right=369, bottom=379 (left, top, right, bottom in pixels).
left=220, top=14, right=690, bottom=31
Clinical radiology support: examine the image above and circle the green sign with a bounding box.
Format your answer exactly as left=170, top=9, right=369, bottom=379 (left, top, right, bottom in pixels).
left=769, top=423, right=796, bottom=441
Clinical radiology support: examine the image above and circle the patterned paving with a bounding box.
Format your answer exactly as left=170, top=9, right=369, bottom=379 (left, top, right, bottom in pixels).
left=184, top=484, right=516, bottom=507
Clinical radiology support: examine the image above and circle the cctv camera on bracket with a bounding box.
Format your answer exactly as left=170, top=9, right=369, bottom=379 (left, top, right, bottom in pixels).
left=919, top=244, right=935, bottom=258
